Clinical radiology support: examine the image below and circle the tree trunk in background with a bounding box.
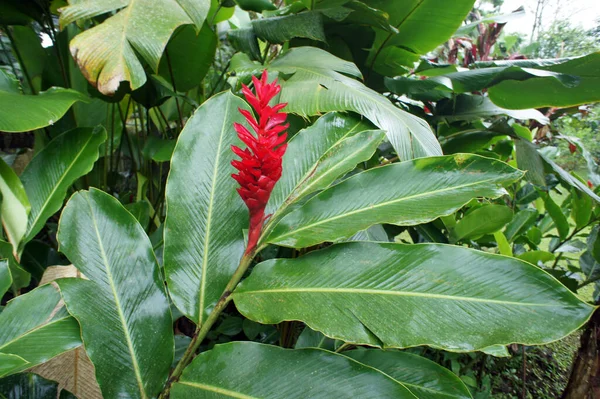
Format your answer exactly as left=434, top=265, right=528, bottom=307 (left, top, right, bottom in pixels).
left=562, top=310, right=599, bottom=399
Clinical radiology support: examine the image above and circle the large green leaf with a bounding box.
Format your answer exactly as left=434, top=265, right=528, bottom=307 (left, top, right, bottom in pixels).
left=265, top=154, right=523, bottom=248
left=172, top=342, right=417, bottom=398
left=515, top=139, right=546, bottom=186
left=0, top=241, right=30, bottom=292
left=164, top=91, right=248, bottom=324
left=347, top=350, right=472, bottom=399
left=0, top=354, right=28, bottom=378
left=435, top=95, right=548, bottom=124
left=0, top=373, right=72, bottom=398
left=365, top=0, right=475, bottom=76
left=452, top=205, right=513, bottom=242
left=233, top=242, right=594, bottom=351
left=56, top=188, right=173, bottom=399
left=59, top=0, right=210, bottom=95
left=0, top=259, right=11, bottom=298
left=386, top=65, right=577, bottom=101
left=253, top=47, right=442, bottom=160
left=266, top=113, right=381, bottom=226
left=0, top=284, right=82, bottom=377
left=539, top=151, right=600, bottom=202
left=486, top=52, right=600, bottom=109
left=252, top=11, right=326, bottom=43
left=0, top=158, right=30, bottom=257
left=504, top=209, right=538, bottom=242
left=9, top=26, right=45, bottom=93
left=0, top=87, right=88, bottom=132
left=541, top=192, right=569, bottom=240
left=20, top=126, right=107, bottom=244
left=158, top=23, right=217, bottom=92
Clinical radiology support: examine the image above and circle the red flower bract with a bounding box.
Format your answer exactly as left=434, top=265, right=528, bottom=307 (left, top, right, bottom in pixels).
left=231, top=70, right=289, bottom=254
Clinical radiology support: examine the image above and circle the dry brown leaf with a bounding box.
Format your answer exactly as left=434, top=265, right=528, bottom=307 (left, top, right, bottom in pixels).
left=30, top=347, right=102, bottom=399
left=39, top=265, right=81, bottom=285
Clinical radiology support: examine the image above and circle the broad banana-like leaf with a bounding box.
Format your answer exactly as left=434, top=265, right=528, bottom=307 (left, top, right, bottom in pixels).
left=486, top=52, right=600, bottom=109
left=59, top=0, right=210, bottom=95
left=0, top=158, right=30, bottom=257
left=0, top=372, right=73, bottom=398
left=0, top=87, right=88, bottom=132
left=252, top=12, right=326, bottom=43
left=264, top=113, right=383, bottom=240
left=365, top=0, right=475, bottom=76
left=0, top=354, right=28, bottom=378
left=347, top=350, right=472, bottom=399
left=164, top=91, right=248, bottom=324
left=263, top=47, right=442, bottom=160
left=172, top=342, right=417, bottom=398
left=56, top=188, right=173, bottom=399
left=158, top=24, right=217, bottom=92
left=0, top=259, right=11, bottom=297
left=20, top=126, right=107, bottom=243
left=0, top=284, right=81, bottom=377
left=266, top=154, right=523, bottom=248
left=452, top=205, right=513, bottom=242
left=233, top=242, right=594, bottom=351
left=0, top=241, right=29, bottom=291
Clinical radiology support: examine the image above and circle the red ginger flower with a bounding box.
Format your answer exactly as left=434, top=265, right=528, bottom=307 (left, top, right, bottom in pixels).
left=231, top=70, right=288, bottom=254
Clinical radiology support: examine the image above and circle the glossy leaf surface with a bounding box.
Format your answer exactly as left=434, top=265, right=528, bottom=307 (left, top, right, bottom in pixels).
left=0, top=354, right=28, bottom=378
left=234, top=242, right=594, bottom=351
left=0, top=88, right=88, bottom=132
left=172, top=342, right=416, bottom=398
left=252, top=12, right=326, bottom=43
left=504, top=209, right=538, bottom=242
left=164, top=91, right=249, bottom=324
left=487, top=53, right=600, bottom=109
left=366, top=0, right=475, bottom=76
left=266, top=154, right=523, bottom=248
left=0, top=259, right=11, bottom=297
left=0, top=158, right=30, bottom=256
left=57, top=188, right=173, bottom=399
left=0, top=373, right=66, bottom=399
left=453, top=205, right=513, bottom=241
left=266, top=112, right=373, bottom=216
left=347, top=350, right=472, bottom=399
left=158, top=24, right=217, bottom=92
left=265, top=47, right=442, bottom=160
left=0, top=241, right=29, bottom=291
left=21, top=127, right=106, bottom=243
left=60, top=0, right=210, bottom=95
left=0, top=285, right=81, bottom=377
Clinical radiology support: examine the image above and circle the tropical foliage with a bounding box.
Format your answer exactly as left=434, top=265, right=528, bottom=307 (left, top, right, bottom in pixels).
left=1, top=0, right=599, bottom=398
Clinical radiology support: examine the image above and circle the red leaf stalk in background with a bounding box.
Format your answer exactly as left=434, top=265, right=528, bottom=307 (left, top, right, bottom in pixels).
left=231, top=70, right=289, bottom=254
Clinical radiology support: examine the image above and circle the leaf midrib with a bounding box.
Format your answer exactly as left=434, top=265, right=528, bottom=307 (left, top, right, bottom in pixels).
left=294, top=132, right=382, bottom=201
left=198, top=95, right=232, bottom=325
left=85, top=195, right=147, bottom=399
left=269, top=118, right=366, bottom=221
left=236, top=287, right=569, bottom=308
left=269, top=174, right=506, bottom=242
left=26, top=132, right=96, bottom=241
left=177, top=381, right=258, bottom=399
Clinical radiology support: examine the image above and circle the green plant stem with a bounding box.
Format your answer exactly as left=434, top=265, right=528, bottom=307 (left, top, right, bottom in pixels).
left=207, top=61, right=230, bottom=99
left=159, top=249, right=259, bottom=399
